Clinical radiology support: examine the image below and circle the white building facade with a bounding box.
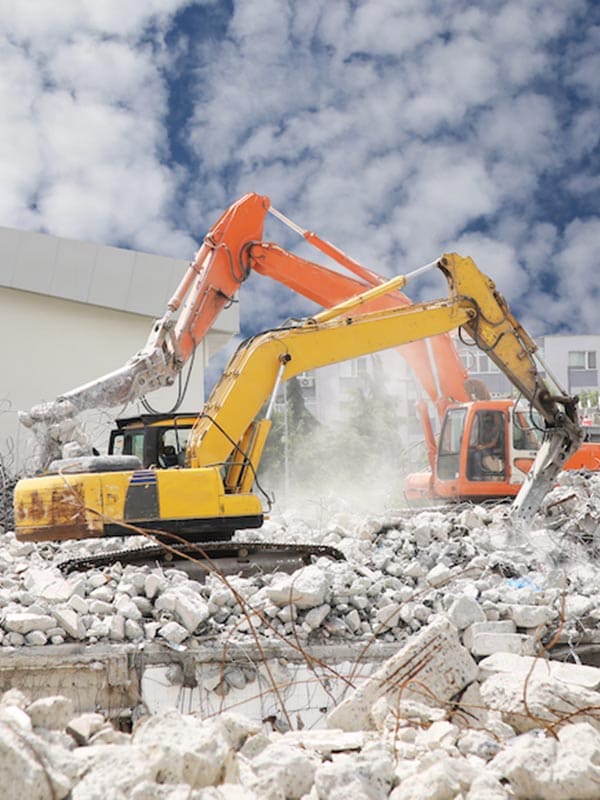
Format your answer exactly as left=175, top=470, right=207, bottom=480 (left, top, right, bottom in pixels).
left=456, top=334, right=600, bottom=399
left=0, top=226, right=237, bottom=471
left=296, top=334, right=600, bottom=440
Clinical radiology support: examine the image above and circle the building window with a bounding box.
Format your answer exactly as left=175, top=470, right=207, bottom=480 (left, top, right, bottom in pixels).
left=339, top=357, right=369, bottom=378
left=459, top=350, right=499, bottom=374
left=569, top=351, right=597, bottom=370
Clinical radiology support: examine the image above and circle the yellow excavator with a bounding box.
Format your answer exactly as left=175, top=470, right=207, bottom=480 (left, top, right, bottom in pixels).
left=14, top=251, right=582, bottom=545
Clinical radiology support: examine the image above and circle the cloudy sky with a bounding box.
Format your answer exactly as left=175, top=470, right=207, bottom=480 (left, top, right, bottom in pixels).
left=1, top=0, right=599, bottom=348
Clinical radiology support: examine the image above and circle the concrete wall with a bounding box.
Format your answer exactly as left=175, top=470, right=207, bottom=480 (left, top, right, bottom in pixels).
left=0, top=286, right=212, bottom=471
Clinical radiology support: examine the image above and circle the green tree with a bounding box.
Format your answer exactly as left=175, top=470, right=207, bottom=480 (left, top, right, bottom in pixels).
left=258, top=359, right=412, bottom=506
left=258, top=376, right=319, bottom=490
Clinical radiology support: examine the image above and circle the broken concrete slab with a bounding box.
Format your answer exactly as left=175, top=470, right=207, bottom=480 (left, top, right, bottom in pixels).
left=480, top=671, right=600, bottom=734
left=326, top=616, right=478, bottom=731
left=491, top=722, right=600, bottom=800
left=470, top=631, right=536, bottom=657
left=479, top=651, right=600, bottom=690
left=462, top=619, right=516, bottom=650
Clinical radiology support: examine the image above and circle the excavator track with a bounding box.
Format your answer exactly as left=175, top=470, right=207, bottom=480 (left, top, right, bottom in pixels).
left=57, top=541, right=345, bottom=576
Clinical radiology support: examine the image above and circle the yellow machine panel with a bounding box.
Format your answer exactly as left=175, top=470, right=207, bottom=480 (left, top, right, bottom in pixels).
left=14, top=466, right=263, bottom=542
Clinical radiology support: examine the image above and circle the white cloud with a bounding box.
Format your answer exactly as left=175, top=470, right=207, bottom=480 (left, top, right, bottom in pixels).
left=0, top=1, right=195, bottom=255
left=0, top=0, right=597, bottom=345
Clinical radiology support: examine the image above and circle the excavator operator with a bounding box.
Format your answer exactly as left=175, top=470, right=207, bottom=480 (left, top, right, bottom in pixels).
left=469, top=410, right=506, bottom=480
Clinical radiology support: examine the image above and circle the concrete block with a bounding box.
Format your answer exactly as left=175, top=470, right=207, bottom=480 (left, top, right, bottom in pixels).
left=144, top=573, right=166, bottom=600
left=462, top=619, right=516, bottom=650
left=173, top=593, right=209, bottom=634
left=327, top=616, right=478, bottom=731
left=375, top=602, right=402, bottom=630
left=89, top=600, right=114, bottom=616
left=28, top=695, right=74, bottom=730
left=115, top=598, right=142, bottom=621
left=66, top=712, right=105, bottom=745
left=3, top=612, right=56, bottom=634
left=0, top=720, right=72, bottom=799
left=266, top=565, right=329, bottom=609
left=389, top=750, right=477, bottom=800
left=302, top=603, right=330, bottom=632
left=23, top=569, right=75, bottom=603
left=344, top=609, right=361, bottom=633
left=132, top=711, right=234, bottom=788
left=479, top=652, right=600, bottom=690
left=470, top=632, right=536, bottom=657
left=315, top=745, right=395, bottom=800
left=154, top=591, right=177, bottom=614
left=68, top=594, right=89, bottom=614
left=491, top=722, right=600, bottom=799
left=88, top=585, right=114, bottom=603
left=447, top=596, right=486, bottom=630
left=125, top=620, right=144, bottom=641
left=480, top=672, right=600, bottom=734
left=426, top=563, right=452, bottom=586
left=508, top=604, right=557, bottom=628
left=248, top=742, right=319, bottom=800
left=0, top=688, right=29, bottom=709
left=67, top=743, right=162, bottom=798
left=25, top=631, right=48, bottom=646
left=109, top=614, right=126, bottom=642
left=414, top=719, right=458, bottom=750
left=159, top=621, right=188, bottom=645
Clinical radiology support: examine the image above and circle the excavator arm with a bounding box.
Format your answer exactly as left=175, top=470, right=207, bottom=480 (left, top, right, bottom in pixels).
left=186, top=254, right=582, bottom=524
left=436, top=254, right=584, bottom=521
left=19, top=194, right=272, bottom=466
left=19, top=194, right=470, bottom=470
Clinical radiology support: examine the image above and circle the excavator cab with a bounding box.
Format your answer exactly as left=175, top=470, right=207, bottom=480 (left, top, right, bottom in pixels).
left=108, top=414, right=197, bottom=469
left=435, top=404, right=508, bottom=490
left=408, top=399, right=547, bottom=504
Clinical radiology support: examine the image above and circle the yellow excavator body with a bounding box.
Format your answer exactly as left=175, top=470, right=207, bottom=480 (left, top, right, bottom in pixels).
left=14, top=466, right=263, bottom=542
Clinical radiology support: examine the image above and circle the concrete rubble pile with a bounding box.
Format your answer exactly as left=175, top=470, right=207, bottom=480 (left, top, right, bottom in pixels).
left=2, top=471, right=600, bottom=796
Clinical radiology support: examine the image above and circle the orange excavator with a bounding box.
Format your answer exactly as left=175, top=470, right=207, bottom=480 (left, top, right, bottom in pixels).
left=18, top=194, right=600, bottom=525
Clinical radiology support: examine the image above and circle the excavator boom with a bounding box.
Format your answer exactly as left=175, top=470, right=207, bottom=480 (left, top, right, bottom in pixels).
left=187, top=254, right=582, bottom=526
left=19, top=194, right=469, bottom=468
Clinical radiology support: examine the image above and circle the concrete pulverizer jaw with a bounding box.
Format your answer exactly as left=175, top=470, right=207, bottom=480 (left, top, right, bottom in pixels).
left=511, top=424, right=583, bottom=525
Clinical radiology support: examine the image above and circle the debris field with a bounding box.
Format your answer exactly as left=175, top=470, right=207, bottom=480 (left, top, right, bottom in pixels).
left=2, top=472, right=600, bottom=798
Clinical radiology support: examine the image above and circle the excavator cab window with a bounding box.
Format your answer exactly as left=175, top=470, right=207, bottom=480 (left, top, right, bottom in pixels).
left=110, top=431, right=145, bottom=462
left=158, top=427, right=192, bottom=468
left=512, top=409, right=543, bottom=450
left=467, top=410, right=506, bottom=481
left=437, top=408, right=467, bottom=480
left=109, top=419, right=194, bottom=468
